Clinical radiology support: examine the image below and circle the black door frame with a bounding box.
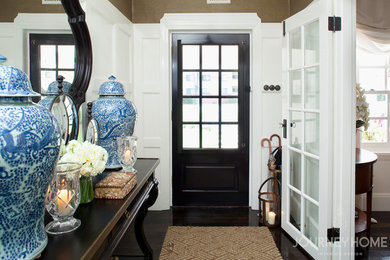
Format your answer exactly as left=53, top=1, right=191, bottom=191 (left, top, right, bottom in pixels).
left=29, top=33, right=75, bottom=102
left=172, top=33, right=250, bottom=206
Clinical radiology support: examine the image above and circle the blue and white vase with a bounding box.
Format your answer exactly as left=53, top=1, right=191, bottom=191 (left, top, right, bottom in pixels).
left=0, top=65, right=61, bottom=259
left=92, top=76, right=137, bottom=169
left=38, top=79, right=72, bottom=108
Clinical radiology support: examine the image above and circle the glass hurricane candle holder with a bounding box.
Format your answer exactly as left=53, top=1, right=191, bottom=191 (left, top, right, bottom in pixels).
left=117, top=136, right=137, bottom=173
left=45, top=162, right=82, bottom=235
left=258, top=175, right=281, bottom=227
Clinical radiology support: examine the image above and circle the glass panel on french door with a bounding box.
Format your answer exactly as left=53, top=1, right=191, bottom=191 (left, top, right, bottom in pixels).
left=304, top=199, right=319, bottom=246
left=290, top=190, right=301, bottom=231
left=290, top=70, right=302, bottom=108
left=181, top=43, right=239, bottom=149
left=290, top=150, right=301, bottom=189
left=288, top=19, right=321, bottom=245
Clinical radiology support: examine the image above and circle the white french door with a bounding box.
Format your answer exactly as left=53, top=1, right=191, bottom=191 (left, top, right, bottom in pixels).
left=282, top=0, right=333, bottom=258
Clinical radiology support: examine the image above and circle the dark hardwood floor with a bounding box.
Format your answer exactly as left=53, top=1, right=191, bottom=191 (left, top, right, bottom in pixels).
left=356, top=212, right=390, bottom=259
left=113, top=209, right=390, bottom=259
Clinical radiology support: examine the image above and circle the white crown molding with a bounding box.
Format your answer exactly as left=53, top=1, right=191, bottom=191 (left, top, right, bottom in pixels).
left=160, top=13, right=261, bottom=30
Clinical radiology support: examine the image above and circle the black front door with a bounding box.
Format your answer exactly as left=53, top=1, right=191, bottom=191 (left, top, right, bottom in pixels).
left=172, top=33, right=250, bottom=206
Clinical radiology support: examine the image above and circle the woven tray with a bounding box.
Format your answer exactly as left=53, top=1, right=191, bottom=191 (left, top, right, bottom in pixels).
left=94, top=172, right=137, bottom=199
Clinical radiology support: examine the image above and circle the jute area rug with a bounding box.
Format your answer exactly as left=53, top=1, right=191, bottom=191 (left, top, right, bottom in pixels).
left=159, top=226, right=283, bottom=260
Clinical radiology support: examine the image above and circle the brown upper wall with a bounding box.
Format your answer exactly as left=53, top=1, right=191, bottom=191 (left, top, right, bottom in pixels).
left=109, top=0, right=132, bottom=21
left=0, top=0, right=64, bottom=22
left=290, top=0, right=313, bottom=16
left=132, top=0, right=290, bottom=23
left=0, top=0, right=312, bottom=24
left=0, top=0, right=132, bottom=23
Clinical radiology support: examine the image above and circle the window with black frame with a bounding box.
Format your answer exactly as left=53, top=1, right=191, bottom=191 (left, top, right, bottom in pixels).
left=29, top=34, right=75, bottom=98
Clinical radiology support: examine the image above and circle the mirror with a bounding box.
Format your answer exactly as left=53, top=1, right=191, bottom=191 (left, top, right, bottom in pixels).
left=2, top=0, right=92, bottom=142
left=40, top=75, right=79, bottom=144
left=50, top=95, right=70, bottom=143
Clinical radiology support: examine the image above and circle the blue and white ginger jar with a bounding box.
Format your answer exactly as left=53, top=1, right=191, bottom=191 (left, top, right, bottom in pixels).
left=38, top=79, right=72, bottom=108
left=92, top=76, right=137, bottom=169
left=0, top=65, right=61, bottom=259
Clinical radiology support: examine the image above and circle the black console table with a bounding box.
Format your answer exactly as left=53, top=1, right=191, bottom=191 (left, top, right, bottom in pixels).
left=40, top=158, right=160, bottom=260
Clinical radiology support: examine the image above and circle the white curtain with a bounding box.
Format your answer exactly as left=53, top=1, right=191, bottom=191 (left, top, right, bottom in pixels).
left=357, top=0, right=390, bottom=54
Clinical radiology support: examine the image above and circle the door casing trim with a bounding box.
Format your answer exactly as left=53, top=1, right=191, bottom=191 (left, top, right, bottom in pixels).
left=160, top=13, right=263, bottom=209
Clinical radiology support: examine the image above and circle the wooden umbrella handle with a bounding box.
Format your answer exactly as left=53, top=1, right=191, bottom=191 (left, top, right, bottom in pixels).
left=261, top=138, right=272, bottom=154
left=270, top=134, right=281, bottom=148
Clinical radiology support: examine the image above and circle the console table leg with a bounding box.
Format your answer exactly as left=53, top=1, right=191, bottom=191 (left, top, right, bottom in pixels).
left=135, top=178, right=159, bottom=260
left=367, top=189, right=372, bottom=239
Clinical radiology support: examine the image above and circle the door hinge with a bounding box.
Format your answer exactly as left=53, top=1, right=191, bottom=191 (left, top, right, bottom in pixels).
left=327, top=227, right=340, bottom=243
left=283, top=21, right=286, bottom=37
left=328, top=16, right=341, bottom=32
left=245, top=86, right=251, bottom=92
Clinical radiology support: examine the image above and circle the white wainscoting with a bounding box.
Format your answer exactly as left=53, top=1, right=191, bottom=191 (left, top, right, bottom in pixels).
left=84, top=0, right=133, bottom=102
left=259, top=24, right=283, bottom=205
left=133, top=24, right=169, bottom=210
left=372, top=153, right=390, bottom=211
left=356, top=152, right=390, bottom=211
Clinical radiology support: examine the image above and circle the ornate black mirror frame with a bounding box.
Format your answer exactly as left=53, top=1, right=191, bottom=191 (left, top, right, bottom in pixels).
left=61, top=0, right=92, bottom=110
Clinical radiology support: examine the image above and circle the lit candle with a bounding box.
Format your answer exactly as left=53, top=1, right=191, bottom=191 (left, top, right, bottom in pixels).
left=265, top=203, right=270, bottom=221
left=124, top=149, right=132, bottom=162
left=268, top=211, right=276, bottom=225
left=57, top=190, right=72, bottom=216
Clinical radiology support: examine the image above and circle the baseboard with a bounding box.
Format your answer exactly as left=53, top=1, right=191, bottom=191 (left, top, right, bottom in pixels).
left=356, top=193, right=390, bottom=211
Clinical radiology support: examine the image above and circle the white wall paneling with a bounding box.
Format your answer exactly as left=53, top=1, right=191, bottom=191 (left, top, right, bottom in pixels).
left=259, top=24, right=283, bottom=200
left=0, top=23, right=20, bottom=68
left=372, top=153, right=390, bottom=210
left=133, top=24, right=168, bottom=210
left=84, top=0, right=133, bottom=102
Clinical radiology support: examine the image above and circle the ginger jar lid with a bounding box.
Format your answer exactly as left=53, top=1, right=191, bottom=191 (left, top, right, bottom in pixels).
left=45, top=79, right=72, bottom=94
left=98, top=75, right=125, bottom=96
left=0, top=54, right=6, bottom=65
left=0, top=65, right=40, bottom=97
